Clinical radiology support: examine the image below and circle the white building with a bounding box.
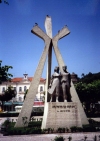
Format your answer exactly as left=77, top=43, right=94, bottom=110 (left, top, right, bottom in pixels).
left=0, top=74, right=45, bottom=102
left=0, top=74, right=45, bottom=111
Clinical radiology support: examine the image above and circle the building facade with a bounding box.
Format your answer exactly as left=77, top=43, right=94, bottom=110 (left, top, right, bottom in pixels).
left=0, top=74, right=45, bottom=111
left=0, top=73, right=78, bottom=112
left=0, top=74, right=45, bottom=103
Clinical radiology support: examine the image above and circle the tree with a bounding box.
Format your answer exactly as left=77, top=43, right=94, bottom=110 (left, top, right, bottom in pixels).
left=0, top=60, right=13, bottom=84
left=0, top=61, right=13, bottom=111
left=0, top=0, right=9, bottom=5
left=75, top=80, right=100, bottom=114
left=79, top=72, right=100, bottom=84
left=0, top=86, right=16, bottom=111
left=81, top=73, right=85, bottom=78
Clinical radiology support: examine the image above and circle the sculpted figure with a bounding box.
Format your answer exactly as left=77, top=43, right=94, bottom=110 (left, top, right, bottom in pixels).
left=61, top=66, right=72, bottom=102
left=48, top=66, right=60, bottom=102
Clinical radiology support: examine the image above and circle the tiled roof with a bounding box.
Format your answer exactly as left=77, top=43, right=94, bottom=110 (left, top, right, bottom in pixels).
left=11, top=77, right=46, bottom=83
left=11, top=78, right=23, bottom=82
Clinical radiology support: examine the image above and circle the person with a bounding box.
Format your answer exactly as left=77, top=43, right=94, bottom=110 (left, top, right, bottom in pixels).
left=48, top=66, right=60, bottom=102
left=61, top=66, right=72, bottom=102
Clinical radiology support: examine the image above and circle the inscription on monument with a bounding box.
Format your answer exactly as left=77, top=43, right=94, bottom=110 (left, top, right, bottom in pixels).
left=46, top=102, right=82, bottom=129
left=52, top=105, right=76, bottom=113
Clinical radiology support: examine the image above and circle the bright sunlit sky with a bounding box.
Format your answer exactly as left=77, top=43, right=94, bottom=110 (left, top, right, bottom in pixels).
left=0, top=0, right=100, bottom=78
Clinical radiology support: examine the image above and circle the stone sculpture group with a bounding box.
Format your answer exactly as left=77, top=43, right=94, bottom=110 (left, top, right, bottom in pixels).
left=48, top=66, right=72, bottom=102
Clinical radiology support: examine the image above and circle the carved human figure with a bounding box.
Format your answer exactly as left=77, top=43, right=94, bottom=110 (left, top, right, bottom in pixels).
left=48, top=66, right=60, bottom=102
left=61, top=66, right=72, bottom=102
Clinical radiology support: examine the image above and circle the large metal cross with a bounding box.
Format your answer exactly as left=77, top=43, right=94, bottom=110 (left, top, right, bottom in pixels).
left=15, top=16, right=88, bottom=127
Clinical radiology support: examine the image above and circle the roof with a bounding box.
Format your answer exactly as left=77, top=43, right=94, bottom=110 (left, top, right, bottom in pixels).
left=4, top=101, right=44, bottom=106
left=4, top=102, right=23, bottom=105
left=11, top=77, right=46, bottom=83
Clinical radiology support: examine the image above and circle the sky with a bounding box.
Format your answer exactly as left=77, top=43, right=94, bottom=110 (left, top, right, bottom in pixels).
left=0, top=0, right=100, bottom=79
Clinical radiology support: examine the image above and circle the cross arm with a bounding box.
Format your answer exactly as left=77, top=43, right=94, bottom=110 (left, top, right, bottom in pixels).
left=53, top=26, right=70, bottom=41
left=31, top=25, right=50, bottom=41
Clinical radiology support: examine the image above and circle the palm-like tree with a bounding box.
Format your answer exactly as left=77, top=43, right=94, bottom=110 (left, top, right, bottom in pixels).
left=0, top=86, right=16, bottom=111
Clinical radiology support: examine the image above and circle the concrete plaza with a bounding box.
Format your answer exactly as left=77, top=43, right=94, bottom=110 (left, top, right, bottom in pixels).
left=0, top=132, right=100, bottom=141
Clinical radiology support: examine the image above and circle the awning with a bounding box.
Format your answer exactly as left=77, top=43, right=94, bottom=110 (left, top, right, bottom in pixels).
left=4, top=102, right=23, bottom=106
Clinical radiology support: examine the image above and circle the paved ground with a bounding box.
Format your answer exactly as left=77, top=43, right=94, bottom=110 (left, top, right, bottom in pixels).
left=0, top=132, right=100, bottom=141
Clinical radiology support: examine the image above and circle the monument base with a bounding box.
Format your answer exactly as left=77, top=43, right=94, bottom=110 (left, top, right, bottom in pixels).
left=41, top=102, right=82, bottom=130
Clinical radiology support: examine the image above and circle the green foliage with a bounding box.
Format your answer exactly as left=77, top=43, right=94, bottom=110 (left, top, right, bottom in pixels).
left=76, top=127, right=83, bottom=132
left=66, top=127, right=69, bottom=132
left=76, top=72, right=100, bottom=105
left=75, top=79, right=100, bottom=117
left=22, top=117, right=28, bottom=126
left=28, top=121, right=42, bottom=127
left=75, top=80, right=100, bottom=107
left=57, top=127, right=63, bottom=133
left=0, top=0, right=9, bottom=5
left=50, top=128, right=54, bottom=133
left=79, top=72, right=100, bottom=84
left=52, top=136, right=65, bottom=141
left=42, top=128, right=54, bottom=134
left=70, top=126, right=83, bottom=132
left=0, top=86, right=16, bottom=111
left=47, top=128, right=51, bottom=133
left=84, top=136, right=88, bottom=141
left=94, top=135, right=97, bottom=141
left=82, top=124, right=96, bottom=132
left=56, top=127, right=70, bottom=133
left=0, top=86, right=16, bottom=102
left=70, top=126, right=77, bottom=132
left=1, top=119, right=15, bottom=134
left=67, top=136, right=72, bottom=141
left=7, top=127, right=42, bottom=135
left=2, top=120, right=43, bottom=135
left=0, top=61, right=13, bottom=84
left=88, top=118, right=100, bottom=128
left=0, top=112, right=19, bottom=117
left=2, top=118, right=10, bottom=127
left=0, top=61, right=13, bottom=109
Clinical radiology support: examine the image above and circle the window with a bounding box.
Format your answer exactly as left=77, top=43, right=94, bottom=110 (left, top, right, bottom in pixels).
left=19, top=87, right=22, bottom=92
left=19, top=97, right=22, bottom=102
left=40, top=86, right=43, bottom=92
left=24, top=86, right=27, bottom=92
left=2, top=87, right=5, bottom=92
left=40, top=96, right=43, bottom=101
left=14, top=87, right=16, bottom=91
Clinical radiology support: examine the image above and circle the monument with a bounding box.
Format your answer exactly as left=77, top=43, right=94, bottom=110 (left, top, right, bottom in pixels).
left=15, top=16, right=89, bottom=128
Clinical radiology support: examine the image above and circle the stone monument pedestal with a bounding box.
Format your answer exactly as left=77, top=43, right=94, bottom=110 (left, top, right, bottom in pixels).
left=41, top=102, right=82, bottom=130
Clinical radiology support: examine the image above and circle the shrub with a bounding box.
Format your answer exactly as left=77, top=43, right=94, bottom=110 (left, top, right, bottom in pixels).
left=57, top=128, right=63, bottom=133
left=62, top=128, right=65, bottom=133
left=76, top=127, right=83, bottom=132
left=0, top=112, right=19, bottom=117
left=94, top=135, right=97, bottom=141
left=83, top=124, right=96, bottom=132
left=47, top=128, right=51, bottom=133
left=66, top=127, right=69, bottom=132
left=70, top=126, right=77, bottom=132
left=52, top=136, right=65, bottom=141
left=68, top=136, right=72, bottom=141
left=7, top=127, right=42, bottom=135
left=50, top=128, right=54, bottom=133
left=1, top=120, right=43, bottom=135
left=28, top=121, right=42, bottom=127
left=2, top=119, right=10, bottom=127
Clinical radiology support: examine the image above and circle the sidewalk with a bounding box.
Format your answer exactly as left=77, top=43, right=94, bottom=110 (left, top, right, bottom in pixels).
left=0, top=132, right=100, bottom=141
